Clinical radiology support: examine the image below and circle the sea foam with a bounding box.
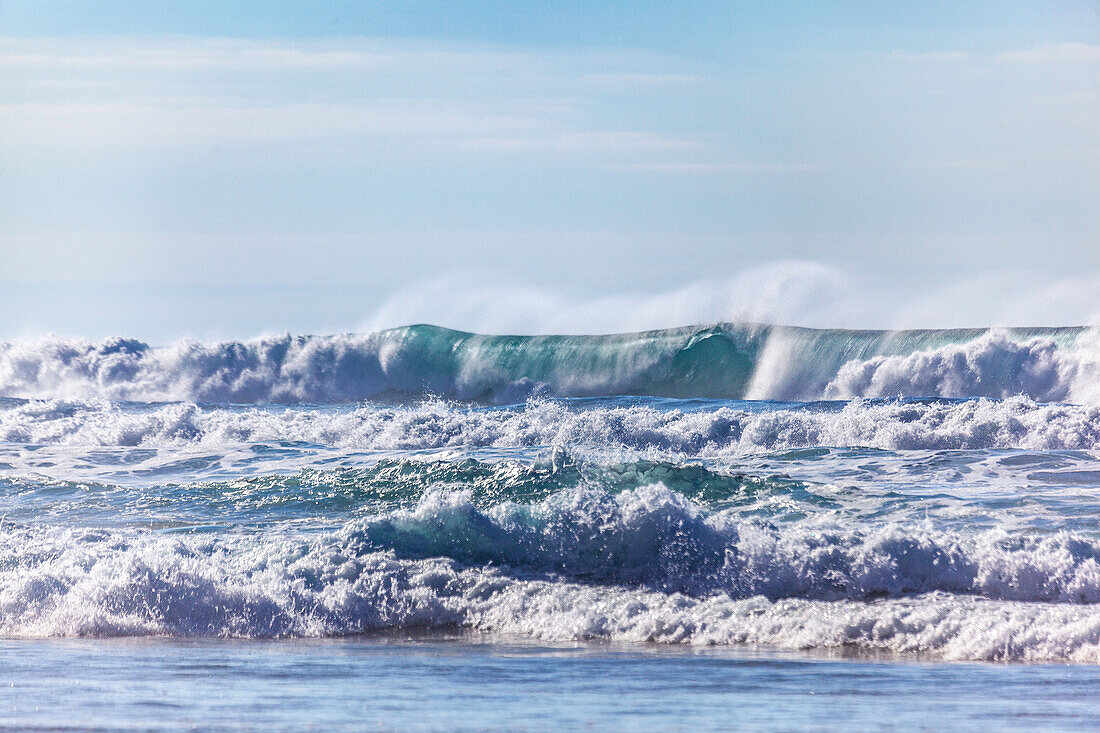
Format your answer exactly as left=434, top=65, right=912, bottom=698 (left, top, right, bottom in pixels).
left=3, top=395, right=1099, bottom=452
left=1, top=485, right=1098, bottom=661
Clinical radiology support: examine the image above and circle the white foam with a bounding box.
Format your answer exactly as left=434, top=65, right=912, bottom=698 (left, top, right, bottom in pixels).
left=471, top=585, right=1100, bottom=662
left=3, top=395, right=1099, bottom=452
left=826, top=330, right=1100, bottom=403
left=1, top=495, right=1098, bottom=661
left=2, top=326, right=1096, bottom=405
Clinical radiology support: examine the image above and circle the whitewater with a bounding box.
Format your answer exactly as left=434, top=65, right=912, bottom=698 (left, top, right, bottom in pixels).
left=4, top=322, right=1100, bottom=728
left=4, top=323, right=1098, bottom=404
left=2, top=319, right=1100, bottom=660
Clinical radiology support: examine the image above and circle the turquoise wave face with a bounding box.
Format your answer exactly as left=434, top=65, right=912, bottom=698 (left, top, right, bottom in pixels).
left=0, top=460, right=824, bottom=529
left=0, top=323, right=1092, bottom=402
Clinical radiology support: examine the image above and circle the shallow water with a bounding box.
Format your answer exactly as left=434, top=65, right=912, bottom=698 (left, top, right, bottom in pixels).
left=3, top=636, right=1099, bottom=731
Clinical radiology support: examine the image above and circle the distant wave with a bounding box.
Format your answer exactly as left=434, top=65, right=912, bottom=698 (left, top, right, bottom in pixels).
left=3, top=396, right=1099, bottom=451
left=0, top=323, right=1096, bottom=403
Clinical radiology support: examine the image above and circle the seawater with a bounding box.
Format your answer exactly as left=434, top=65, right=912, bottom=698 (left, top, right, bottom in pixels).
left=4, top=637, right=1099, bottom=731
left=1, top=325, right=1099, bottom=729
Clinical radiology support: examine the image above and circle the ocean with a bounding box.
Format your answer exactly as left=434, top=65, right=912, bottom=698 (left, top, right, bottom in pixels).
left=1, top=323, right=1099, bottom=730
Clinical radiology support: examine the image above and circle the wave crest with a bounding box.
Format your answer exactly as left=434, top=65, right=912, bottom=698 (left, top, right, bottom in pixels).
left=827, top=331, right=1100, bottom=403
left=349, top=485, right=1100, bottom=602
left=1, top=324, right=1094, bottom=403
left=2, top=485, right=1099, bottom=660
left=4, top=395, right=1100, bottom=451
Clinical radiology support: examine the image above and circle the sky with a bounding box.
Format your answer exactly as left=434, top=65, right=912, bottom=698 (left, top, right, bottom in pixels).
left=1, top=1, right=1098, bottom=340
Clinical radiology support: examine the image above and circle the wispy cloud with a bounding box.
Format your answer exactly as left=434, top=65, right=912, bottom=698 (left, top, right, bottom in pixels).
left=893, top=42, right=1099, bottom=65
left=0, top=36, right=681, bottom=77
left=890, top=50, right=971, bottom=63
left=0, top=36, right=705, bottom=157
left=994, top=43, right=1100, bottom=64
left=578, top=72, right=702, bottom=87
left=0, top=100, right=554, bottom=146
left=0, top=37, right=605, bottom=73
left=616, top=162, right=818, bottom=173
left=906, top=158, right=999, bottom=171
left=465, top=132, right=698, bottom=153
left=0, top=44, right=394, bottom=71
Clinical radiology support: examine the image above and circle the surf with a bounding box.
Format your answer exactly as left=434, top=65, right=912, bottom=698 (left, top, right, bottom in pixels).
left=0, top=323, right=1096, bottom=404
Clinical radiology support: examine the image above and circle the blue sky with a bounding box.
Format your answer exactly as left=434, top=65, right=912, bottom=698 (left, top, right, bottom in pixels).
left=1, top=1, right=1098, bottom=339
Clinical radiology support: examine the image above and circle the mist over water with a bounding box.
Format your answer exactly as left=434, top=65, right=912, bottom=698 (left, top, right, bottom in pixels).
left=358, top=264, right=1100, bottom=336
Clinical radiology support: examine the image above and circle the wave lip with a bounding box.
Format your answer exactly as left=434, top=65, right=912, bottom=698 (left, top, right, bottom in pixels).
left=1, top=323, right=1095, bottom=403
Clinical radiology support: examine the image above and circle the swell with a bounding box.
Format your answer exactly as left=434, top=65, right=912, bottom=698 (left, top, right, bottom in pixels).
left=0, top=323, right=1095, bottom=403
left=2, top=485, right=1099, bottom=660
left=0, top=461, right=816, bottom=526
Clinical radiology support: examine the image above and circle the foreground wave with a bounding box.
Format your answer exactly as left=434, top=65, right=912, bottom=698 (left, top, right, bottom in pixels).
left=2, top=323, right=1098, bottom=403
left=1, top=484, right=1098, bottom=661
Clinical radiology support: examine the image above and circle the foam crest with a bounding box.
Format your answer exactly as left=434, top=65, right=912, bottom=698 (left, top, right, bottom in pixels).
left=347, top=485, right=1100, bottom=602
left=827, top=330, right=1100, bottom=403
left=0, top=326, right=761, bottom=404
left=1, top=488, right=1099, bottom=661
left=3, top=395, right=1100, bottom=452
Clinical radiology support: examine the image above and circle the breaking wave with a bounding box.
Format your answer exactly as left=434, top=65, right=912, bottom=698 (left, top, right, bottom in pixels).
left=826, top=330, right=1100, bottom=403
left=1, top=323, right=1096, bottom=403
left=3, top=395, right=1099, bottom=451
left=2, top=485, right=1098, bottom=661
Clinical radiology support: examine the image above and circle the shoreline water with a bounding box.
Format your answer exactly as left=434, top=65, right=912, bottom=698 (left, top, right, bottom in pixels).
left=3, top=635, right=1099, bottom=731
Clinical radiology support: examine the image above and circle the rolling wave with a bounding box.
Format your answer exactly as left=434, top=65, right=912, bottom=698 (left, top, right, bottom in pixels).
left=3, top=396, right=1099, bottom=451
left=1, top=323, right=1095, bottom=403
left=2, top=484, right=1098, bottom=660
